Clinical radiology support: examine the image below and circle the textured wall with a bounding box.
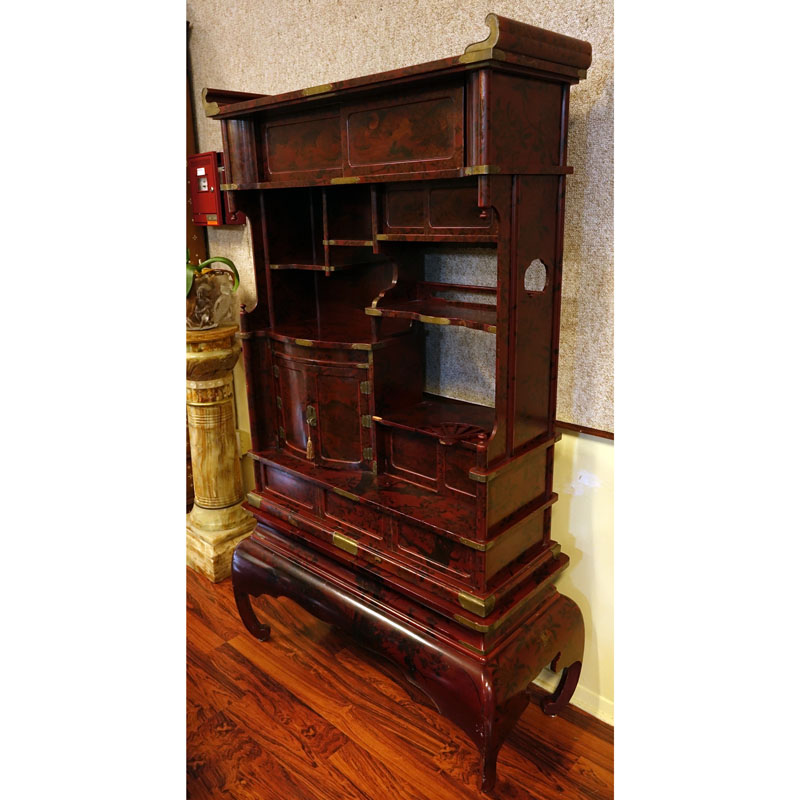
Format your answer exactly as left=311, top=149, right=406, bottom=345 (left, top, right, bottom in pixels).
left=187, top=0, right=613, bottom=431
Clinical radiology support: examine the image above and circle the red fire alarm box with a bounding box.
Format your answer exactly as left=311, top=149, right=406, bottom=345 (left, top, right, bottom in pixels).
left=188, top=151, right=245, bottom=226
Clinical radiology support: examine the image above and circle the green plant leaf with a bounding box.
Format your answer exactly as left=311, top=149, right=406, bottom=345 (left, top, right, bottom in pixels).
left=197, top=256, right=240, bottom=293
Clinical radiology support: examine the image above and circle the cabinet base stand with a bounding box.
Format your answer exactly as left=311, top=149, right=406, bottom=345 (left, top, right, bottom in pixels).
left=232, top=526, right=584, bottom=792
left=186, top=503, right=256, bottom=583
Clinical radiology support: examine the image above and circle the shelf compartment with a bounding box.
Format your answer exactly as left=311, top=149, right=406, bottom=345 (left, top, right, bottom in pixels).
left=366, top=297, right=497, bottom=333
left=373, top=394, right=494, bottom=443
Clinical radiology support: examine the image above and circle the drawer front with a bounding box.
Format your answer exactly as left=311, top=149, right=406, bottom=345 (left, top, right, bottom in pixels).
left=383, top=428, right=438, bottom=491
left=263, top=109, right=342, bottom=178
left=343, top=85, right=464, bottom=176
left=323, top=490, right=384, bottom=541
left=396, top=520, right=475, bottom=582
left=382, top=178, right=496, bottom=235
left=262, top=465, right=316, bottom=510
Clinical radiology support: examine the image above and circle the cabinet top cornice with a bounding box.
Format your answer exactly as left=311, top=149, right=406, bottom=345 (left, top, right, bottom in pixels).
left=202, top=13, right=591, bottom=120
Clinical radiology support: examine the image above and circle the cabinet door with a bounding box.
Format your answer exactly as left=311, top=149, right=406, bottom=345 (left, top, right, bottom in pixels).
left=275, top=357, right=312, bottom=460
left=311, top=363, right=371, bottom=470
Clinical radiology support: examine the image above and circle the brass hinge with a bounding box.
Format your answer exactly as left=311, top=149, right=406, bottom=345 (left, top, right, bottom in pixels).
left=273, top=365, right=280, bottom=378
left=275, top=396, right=282, bottom=410
left=361, top=415, right=372, bottom=428
left=363, top=447, right=373, bottom=461
left=278, top=426, right=286, bottom=440
left=306, top=405, right=317, bottom=427
left=360, top=381, right=372, bottom=395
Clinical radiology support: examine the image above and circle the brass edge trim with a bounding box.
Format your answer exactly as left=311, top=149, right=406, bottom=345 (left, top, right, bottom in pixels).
left=331, top=486, right=360, bottom=503
left=375, top=234, right=389, bottom=240
left=356, top=363, right=370, bottom=369
left=350, top=343, right=373, bottom=351
left=458, top=536, right=489, bottom=552
left=201, top=88, right=220, bottom=117
left=372, top=415, right=383, bottom=422
left=468, top=469, right=492, bottom=483
left=458, top=640, right=485, bottom=656
left=302, top=82, right=333, bottom=96
left=294, top=338, right=314, bottom=347
left=453, top=614, right=491, bottom=633
left=488, top=325, right=497, bottom=334
left=463, top=164, right=501, bottom=176
left=418, top=314, right=451, bottom=326
left=245, top=492, right=262, bottom=509
left=220, top=183, right=239, bottom=191
left=364, top=308, right=381, bottom=316
left=458, top=591, right=497, bottom=618
left=454, top=601, right=516, bottom=633
left=332, top=531, right=358, bottom=555
left=331, top=176, right=361, bottom=184
left=458, top=48, right=507, bottom=65
left=463, top=12, right=500, bottom=54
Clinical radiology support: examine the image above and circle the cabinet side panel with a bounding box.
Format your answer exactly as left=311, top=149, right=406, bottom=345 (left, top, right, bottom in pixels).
left=488, top=73, right=563, bottom=170
left=512, top=176, right=559, bottom=449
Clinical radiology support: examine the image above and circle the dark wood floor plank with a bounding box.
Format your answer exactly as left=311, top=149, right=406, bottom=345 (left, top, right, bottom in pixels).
left=187, top=707, right=309, bottom=800
left=230, top=631, right=483, bottom=799
left=187, top=605, right=226, bottom=654
left=187, top=569, right=248, bottom=643
left=186, top=567, right=613, bottom=800
left=327, top=741, right=432, bottom=800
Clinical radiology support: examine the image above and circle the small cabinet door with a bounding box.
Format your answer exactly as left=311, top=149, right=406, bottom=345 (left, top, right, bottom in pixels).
left=311, top=363, right=371, bottom=470
left=275, top=357, right=312, bottom=460
left=274, top=351, right=372, bottom=472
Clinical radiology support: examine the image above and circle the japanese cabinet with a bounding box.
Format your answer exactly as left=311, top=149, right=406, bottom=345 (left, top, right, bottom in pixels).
left=203, top=13, right=592, bottom=790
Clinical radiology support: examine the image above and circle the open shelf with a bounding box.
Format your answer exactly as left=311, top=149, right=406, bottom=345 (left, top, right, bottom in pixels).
left=376, top=233, right=498, bottom=244
left=366, top=297, right=497, bottom=333
left=374, top=394, right=494, bottom=446
left=323, top=239, right=374, bottom=247
left=269, top=261, right=371, bottom=274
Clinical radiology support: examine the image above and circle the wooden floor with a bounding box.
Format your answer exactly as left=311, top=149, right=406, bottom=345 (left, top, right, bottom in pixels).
left=187, top=566, right=613, bottom=800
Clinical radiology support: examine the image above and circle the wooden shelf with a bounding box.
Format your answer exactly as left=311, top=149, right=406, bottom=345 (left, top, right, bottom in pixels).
left=323, top=239, right=374, bottom=247
left=376, top=233, right=498, bottom=244
left=374, top=394, right=495, bottom=445
left=366, top=298, right=497, bottom=333
left=269, top=262, right=367, bottom=273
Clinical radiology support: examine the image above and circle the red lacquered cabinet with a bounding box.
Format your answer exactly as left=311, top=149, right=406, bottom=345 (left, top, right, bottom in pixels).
left=204, top=13, right=592, bottom=790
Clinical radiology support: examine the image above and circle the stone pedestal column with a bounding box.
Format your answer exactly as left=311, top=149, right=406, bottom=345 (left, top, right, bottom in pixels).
left=186, top=324, right=255, bottom=582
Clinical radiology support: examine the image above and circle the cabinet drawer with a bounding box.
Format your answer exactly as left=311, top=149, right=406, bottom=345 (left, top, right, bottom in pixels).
left=396, top=520, right=475, bottom=582
left=343, top=85, right=464, bottom=176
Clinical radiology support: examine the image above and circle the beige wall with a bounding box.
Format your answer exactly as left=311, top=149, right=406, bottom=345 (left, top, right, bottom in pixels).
left=189, top=0, right=614, bottom=724
left=536, top=430, right=614, bottom=723
left=187, top=0, right=614, bottom=432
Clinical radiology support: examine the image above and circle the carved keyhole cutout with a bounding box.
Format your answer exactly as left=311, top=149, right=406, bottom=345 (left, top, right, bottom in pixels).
left=524, top=259, right=547, bottom=293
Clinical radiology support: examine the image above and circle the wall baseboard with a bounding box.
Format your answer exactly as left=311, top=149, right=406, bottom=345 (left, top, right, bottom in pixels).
left=534, top=668, right=614, bottom=726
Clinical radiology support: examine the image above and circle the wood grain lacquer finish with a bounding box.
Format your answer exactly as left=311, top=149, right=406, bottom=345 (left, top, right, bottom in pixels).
left=186, top=325, right=256, bottom=582
left=203, top=13, right=592, bottom=791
